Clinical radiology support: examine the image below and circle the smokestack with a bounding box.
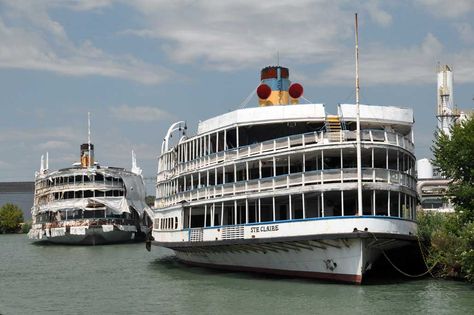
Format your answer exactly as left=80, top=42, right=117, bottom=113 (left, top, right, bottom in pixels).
left=80, top=143, right=94, bottom=168
left=256, top=66, right=303, bottom=106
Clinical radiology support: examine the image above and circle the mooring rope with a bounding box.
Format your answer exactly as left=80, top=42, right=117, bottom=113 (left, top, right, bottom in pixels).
left=369, top=231, right=438, bottom=278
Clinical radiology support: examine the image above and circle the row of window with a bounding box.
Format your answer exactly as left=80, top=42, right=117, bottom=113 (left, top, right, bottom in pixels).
left=155, top=217, right=179, bottom=230
left=181, top=190, right=417, bottom=229
left=35, top=210, right=131, bottom=223
left=157, top=147, right=416, bottom=198
left=37, top=174, right=124, bottom=189
left=41, top=189, right=125, bottom=202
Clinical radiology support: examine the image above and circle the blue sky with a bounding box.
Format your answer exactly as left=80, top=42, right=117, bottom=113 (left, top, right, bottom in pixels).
left=0, top=0, right=473, bottom=193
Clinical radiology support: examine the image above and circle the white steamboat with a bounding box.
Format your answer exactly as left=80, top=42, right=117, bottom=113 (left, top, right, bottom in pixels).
left=150, top=65, right=417, bottom=283
left=28, top=126, right=151, bottom=245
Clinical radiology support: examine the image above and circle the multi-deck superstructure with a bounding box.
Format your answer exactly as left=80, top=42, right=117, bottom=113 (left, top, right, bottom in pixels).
left=150, top=66, right=418, bottom=283
left=28, top=134, right=151, bottom=245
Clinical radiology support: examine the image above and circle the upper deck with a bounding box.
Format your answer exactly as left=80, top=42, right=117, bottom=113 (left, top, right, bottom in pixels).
left=197, top=103, right=413, bottom=136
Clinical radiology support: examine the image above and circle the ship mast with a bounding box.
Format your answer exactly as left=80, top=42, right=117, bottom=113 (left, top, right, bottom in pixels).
left=88, top=112, right=91, bottom=168
left=355, top=13, right=363, bottom=216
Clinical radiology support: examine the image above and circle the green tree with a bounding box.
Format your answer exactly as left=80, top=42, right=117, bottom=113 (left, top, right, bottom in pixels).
left=426, top=116, right=474, bottom=282
left=432, top=117, right=474, bottom=222
left=0, top=203, right=24, bottom=233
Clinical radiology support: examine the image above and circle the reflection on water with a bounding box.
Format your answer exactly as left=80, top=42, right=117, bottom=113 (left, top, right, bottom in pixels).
left=1, top=235, right=473, bottom=315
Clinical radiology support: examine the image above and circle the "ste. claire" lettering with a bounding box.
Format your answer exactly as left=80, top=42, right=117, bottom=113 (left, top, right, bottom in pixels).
left=250, top=225, right=279, bottom=233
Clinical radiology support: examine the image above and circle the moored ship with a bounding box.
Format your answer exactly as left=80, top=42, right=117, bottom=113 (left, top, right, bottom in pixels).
left=148, top=64, right=418, bottom=283
left=28, top=125, right=152, bottom=245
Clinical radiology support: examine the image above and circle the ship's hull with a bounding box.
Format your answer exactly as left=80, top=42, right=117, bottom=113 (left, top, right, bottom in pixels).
left=175, top=239, right=370, bottom=283
left=29, top=224, right=147, bottom=245
left=155, top=231, right=415, bottom=284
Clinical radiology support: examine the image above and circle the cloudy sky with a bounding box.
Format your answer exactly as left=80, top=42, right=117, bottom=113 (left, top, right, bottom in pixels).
left=1, top=0, right=473, bottom=192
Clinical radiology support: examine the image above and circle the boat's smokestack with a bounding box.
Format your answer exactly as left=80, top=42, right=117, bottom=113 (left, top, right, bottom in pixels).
left=80, top=143, right=94, bottom=168
left=257, top=66, right=303, bottom=106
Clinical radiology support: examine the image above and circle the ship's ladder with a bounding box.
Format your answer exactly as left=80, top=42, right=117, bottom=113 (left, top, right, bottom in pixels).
left=325, top=115, right=343, bottom=142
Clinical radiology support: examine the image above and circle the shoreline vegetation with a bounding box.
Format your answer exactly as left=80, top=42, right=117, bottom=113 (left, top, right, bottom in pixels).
left=419, top=116, right=474, bottom=283
left=0, top=203, right=29, bottom=234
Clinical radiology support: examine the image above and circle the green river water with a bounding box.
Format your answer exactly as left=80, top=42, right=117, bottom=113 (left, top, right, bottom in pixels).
left=0, top=234, right=473, bottom=314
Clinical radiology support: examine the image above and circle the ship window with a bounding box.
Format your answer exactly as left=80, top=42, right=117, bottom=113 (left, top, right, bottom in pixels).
left=304, top=193, right=320, bottom=218
left=95, top=190, right=104, bottom=197
left=361, top=148, right=372, bottom=168
left=260, top=198, right=274, bottom=222
left=83, top=190, right=93, bottom=198
left=95, top=174, right=104, bottom=181
left=374, top=148, right=386, bottom=169
left=75, top=191, right=82, bottom=199
left=106, top=190, right=113, bottom=197
left=376, top=190, right=388, bottom=216
left=324, top=191, right=342, bottom=217
left=290, top=155, right=304, bottom=174
left=390, top=192, right=399, bottom=217
left=224, top=169, right=234, bottom=183
left=343, top=190, right=357, bottom=216
left=226, top=128, right=237, bottom=149
left=175, top=217, right=178, bottom=229
left=362, top=190, right=373, bottom=215
left=292, top=194, right=304, bottom=219
left=275, top=157, right=288, bottom=176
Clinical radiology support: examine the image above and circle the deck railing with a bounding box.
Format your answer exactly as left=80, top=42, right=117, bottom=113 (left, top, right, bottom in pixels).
left=35, top=181, right=124, bottom=195
left=158, top=129, right=414, bottom=180
left=156, top=168, right=416, bottom=208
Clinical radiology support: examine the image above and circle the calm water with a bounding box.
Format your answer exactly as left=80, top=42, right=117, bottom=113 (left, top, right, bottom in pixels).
left=1, top=235, right=473, bottom=315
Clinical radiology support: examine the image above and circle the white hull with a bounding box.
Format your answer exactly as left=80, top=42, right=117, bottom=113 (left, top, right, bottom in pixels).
left=173, top=238, right=378, bottom=283
left=153, top=217, right=417, bottom=283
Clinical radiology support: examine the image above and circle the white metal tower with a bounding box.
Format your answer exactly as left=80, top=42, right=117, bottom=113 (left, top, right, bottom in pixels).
left=436, top=64, right=458, bottom=137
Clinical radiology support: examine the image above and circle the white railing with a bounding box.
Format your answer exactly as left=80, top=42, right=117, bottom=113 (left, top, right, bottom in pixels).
left=156, top=168, right=416, bottom=208
left=158, top=129, right=414, bottom=179
left=189, top=228, right=203, bottom=242
left=36, top=181, right=124, bottom=195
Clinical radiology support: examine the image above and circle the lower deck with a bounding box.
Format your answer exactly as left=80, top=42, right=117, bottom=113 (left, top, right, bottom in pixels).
left=152, top=216, right=417, bottom=247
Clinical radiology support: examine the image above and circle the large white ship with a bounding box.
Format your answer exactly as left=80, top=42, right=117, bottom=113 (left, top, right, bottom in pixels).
left=28, top=124, right=152, bottom=245
left=148, top=64, right=418, bottom=283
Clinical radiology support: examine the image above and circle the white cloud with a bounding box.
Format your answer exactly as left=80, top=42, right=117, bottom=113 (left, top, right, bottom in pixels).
left=66, top=0, right=114, bottom=11
left=123, top=0, right=353, bottom=70
left=455, top=22, right=474, bottom=44
left=365, top=1, right=392, bottom=27
left=111, top=105, right=174, bottom=122
left=0, top=1, right=172, bottom=85
left=35, top=140, right=71, bottom=151
left=416, top=0, right=474, bottom=18
left=315, top=33, right=444, bottom=86
left=0, top=128, right=78, bottom=142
